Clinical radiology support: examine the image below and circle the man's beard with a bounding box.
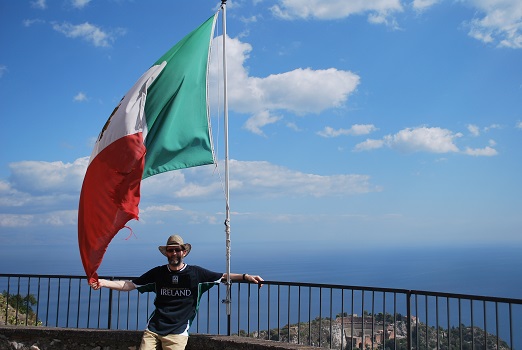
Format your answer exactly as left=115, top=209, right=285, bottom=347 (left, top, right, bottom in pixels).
left=169, top=256, right=183, bottom=267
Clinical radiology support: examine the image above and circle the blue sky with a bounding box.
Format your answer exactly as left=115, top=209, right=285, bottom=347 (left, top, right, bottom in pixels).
left=1, top=0, right=521, bottom=269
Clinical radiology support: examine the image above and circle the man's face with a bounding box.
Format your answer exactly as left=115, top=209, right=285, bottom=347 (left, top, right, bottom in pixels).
left=166, top=246, right=185, bottom=267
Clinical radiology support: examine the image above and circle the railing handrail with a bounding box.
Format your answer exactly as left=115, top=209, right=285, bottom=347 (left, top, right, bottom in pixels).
left=2, top=273, right=520, bottom=305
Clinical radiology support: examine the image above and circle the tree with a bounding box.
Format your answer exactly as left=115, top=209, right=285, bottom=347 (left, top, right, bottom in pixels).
left=2, top=291, right=37, bottom=315
left=1, top=290, right=40, bottom=326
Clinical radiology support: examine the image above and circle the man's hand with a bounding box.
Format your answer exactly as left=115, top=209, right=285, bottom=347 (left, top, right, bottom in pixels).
left=243, top=274, right=264, bottom=288
left=89, top=280, right=103, bottom=290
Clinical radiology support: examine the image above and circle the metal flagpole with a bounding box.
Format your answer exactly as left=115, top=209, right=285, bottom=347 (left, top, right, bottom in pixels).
left=220, top=0, right=232, bottom=335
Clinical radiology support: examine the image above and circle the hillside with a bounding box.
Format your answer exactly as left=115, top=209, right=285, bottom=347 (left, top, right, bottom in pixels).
left=0, top=292, right=41, bottom=326
left=241, top=314, right=511, bottom=350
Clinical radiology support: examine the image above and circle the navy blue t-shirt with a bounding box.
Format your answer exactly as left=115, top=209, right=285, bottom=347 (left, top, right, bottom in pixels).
left=132, top=264, right=222, bottom=335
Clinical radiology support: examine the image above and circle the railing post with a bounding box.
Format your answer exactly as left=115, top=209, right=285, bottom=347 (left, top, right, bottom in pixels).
left=107, top=277, right=113, bottom=329
left=227, top=314, right=231, bottom=336
left=407, top=290, right=412, bottom=350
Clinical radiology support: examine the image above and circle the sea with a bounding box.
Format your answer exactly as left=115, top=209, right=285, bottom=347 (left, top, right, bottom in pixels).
left=1, top=241, right=521, bottom=299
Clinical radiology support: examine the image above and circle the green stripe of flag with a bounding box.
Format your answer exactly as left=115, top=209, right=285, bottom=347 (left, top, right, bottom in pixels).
left=143, top=14, right=217, bottom=179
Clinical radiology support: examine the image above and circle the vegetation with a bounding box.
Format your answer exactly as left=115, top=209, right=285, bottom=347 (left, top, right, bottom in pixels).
left=0, top=290, right=42, bottom=326
left=235, top=311, right=511, bottom=350
left=412, top=323, right=511, bottom=350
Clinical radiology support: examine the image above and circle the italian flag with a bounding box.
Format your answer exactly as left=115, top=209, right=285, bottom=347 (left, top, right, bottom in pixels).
left=78, top=14, right=217, bottom=284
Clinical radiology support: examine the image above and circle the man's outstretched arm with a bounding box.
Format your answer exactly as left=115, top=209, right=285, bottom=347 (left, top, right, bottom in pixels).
left=222, top=273, right=264, bottom=287
left=90, top=279, right=137, bottom=291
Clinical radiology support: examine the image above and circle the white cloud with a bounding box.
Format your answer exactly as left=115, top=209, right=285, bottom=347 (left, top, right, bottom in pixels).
left=74, top=92, right=88, bottom=102
left=270, top=0, right=403, bottom=25
left=354, top=139, right=385, bottom=151
left=43, top=210, right=77, bottom=226
left=412, top=0, right=442, bottom=12
left=138, top=204, right=218, bottom=225
left=0, top=181, right=10, bottom=193
left=468, top=123, right=502, bottom=136
left=52, top=22, right=124, bottom=47
left=467, top=124, right=480, bottom=136
left=23, top=19, right=45, bottom=27
left=226, top=160, right=380, bottom=197
left=516, top=121, right=522, bottom=129
left=286, top=122, right=302, bottom=132
left=174, top=181, right=224, bottom=198
left=8, top=158, right=87, bottom=194
left=256, top=68, right=359, bottom=114
left=0, top=180, right=30, bottom=207
left=243, top=110, right=282, bottom=136
left=31, top=0, right=46, bottom=10
left=347, top=124, right=378, bottom=135
left=240, top=15, right=258, bottom=24
left=354, top=126, right=500, bottom=157
left=71, top=0, right=91, bottom=9
left=463, top=146, right=498, bottom=156
left=143, top=159, right=381, bottom=199
left=484, top=123, right=502, bottom=132
left=354, top=126, right=462, bottom=153
left=0, top=65, right=7, bottom=78
left=368, top=11, right=401, bottom=29
left=317, top=124, right=378, bottom=138
left=384, top=127, right=462, bottom=153
left=210, top=35, right=360, bottom=135
left=269, top=0, right=522, bottom=48
left=0, top=214, right=34, bottom=227
left=140, top=205, right=183, bottom=213
left=465, top=0, right=522, bottom=48
left=0, top=210, right=76, bottom=228
left=0, top=157, right=379, bottom=228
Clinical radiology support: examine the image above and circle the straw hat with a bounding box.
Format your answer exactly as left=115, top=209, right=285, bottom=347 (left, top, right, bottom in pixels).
left=158, top=235, right=192, bottom=257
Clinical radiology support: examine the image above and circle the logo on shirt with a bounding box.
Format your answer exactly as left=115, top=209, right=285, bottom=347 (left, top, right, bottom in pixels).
left=171, top=275, right=178, bottom=284
left=160, top=288, right=191, bottom=297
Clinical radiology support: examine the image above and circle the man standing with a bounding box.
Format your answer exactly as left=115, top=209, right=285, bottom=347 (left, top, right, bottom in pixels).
left=90, top=234, right=263, bottom=350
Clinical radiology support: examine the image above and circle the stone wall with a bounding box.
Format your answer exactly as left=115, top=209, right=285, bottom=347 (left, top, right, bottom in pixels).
left=0, top=326, right=318, bottom=350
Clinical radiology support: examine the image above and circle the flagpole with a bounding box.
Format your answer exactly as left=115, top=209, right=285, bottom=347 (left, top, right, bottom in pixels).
left=221, top=0, right=232, bottom=335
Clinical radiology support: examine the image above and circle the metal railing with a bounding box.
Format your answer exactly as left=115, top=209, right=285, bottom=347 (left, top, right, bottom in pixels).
left=1, top=273, right=521, bottom=349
